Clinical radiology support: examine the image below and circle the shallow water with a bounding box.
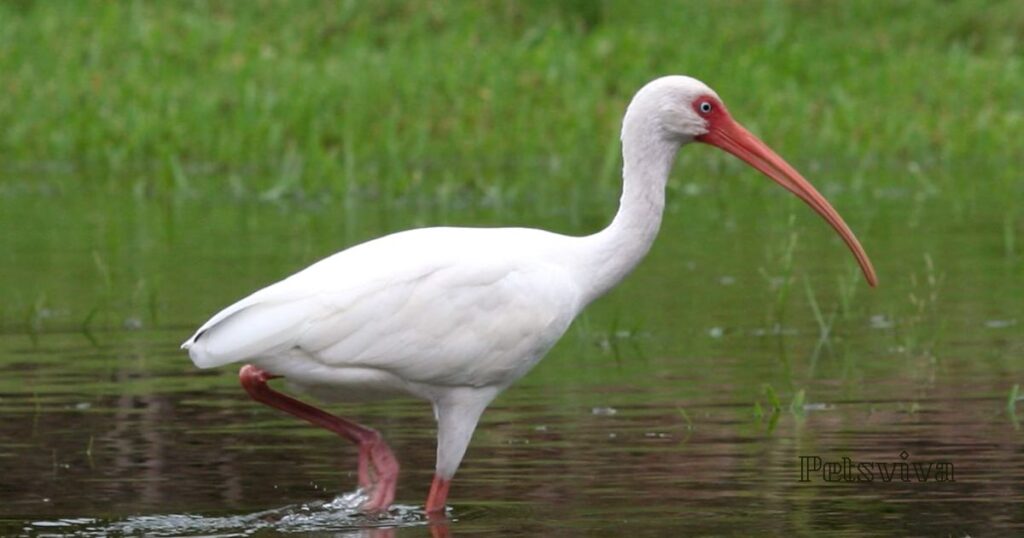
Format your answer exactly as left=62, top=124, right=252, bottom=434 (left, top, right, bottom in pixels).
left=1, top=186, right=1022, bottom=536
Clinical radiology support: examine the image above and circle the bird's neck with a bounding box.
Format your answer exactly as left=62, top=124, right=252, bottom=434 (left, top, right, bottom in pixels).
left=576, top=127, right=681, bottom=305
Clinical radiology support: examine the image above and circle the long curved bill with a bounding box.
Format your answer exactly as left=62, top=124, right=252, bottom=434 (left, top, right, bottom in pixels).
left=698, top=119, right=878, bottom=287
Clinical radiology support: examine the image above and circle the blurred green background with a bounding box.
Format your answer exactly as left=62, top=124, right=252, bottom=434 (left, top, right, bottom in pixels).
left=2, top=0, right=1021, bottom=197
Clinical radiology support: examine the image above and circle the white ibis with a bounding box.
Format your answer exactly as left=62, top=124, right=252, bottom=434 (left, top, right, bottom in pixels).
left=182, top=75, right=877, bottom=514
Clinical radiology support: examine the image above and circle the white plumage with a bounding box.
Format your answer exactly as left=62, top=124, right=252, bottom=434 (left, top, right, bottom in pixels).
left=182, top=75, right=875, bottom=514
left=185, top=227, right=582, bottom=391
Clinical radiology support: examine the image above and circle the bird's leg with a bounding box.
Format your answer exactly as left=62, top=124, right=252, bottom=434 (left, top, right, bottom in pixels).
left=425, top=475, right=451, bottom=514
left=238, top=364, right=399, bottom=512
left=424, top=388, right=495, bottom=515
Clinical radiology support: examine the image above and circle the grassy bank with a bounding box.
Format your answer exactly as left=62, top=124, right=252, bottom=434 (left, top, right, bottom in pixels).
left=0, top=0, right=1021, bottom=208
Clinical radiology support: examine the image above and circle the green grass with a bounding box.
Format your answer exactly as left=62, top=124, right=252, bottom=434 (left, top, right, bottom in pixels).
left=0, top=0, right=1021, bottom=210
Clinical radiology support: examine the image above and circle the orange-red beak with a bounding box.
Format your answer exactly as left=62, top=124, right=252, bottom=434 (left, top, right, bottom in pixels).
left=698, top=118, right=877, bottom=287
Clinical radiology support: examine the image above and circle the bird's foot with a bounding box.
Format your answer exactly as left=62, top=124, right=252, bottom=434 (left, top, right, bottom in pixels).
left=238, top=364, right=400, bottom=514
left=356, top=435, right=399, bottom=513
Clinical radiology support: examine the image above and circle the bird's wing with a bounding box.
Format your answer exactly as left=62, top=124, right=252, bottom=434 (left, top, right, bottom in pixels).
left=181, top=288, right=324, bottom=369
left=182, top=227, right=580, bottom=382
left=181, top=230, right=445, bottom=369
left=292, top=254, right=569, bottom=387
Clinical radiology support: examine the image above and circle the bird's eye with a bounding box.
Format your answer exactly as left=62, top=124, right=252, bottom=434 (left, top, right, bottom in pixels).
left=699, top=101, right=713, bottom=114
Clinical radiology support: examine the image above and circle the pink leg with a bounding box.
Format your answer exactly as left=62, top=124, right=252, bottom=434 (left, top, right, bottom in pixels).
left=425, top=475, right=451, bottom=515
left=239, top=364, right=399, bottom=512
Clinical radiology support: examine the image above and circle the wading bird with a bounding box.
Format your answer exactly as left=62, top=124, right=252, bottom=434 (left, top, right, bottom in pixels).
left=182, top=75, right=877, bottom=514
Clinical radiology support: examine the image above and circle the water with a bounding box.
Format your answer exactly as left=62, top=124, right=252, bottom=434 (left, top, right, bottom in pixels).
left=1, top=186, right=1022, bottom=536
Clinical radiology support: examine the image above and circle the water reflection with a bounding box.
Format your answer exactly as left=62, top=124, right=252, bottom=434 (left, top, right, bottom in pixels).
left=3, top=327, right=1024, bottom=535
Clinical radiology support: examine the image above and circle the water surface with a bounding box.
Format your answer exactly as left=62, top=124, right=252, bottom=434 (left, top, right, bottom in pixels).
left=1, top=186, right=1022, bottom=536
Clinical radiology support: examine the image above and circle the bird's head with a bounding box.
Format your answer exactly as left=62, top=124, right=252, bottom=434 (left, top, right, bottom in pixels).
left=623, top=75, right=722, bottom=143
left=625, top=75, right=877, bottom=287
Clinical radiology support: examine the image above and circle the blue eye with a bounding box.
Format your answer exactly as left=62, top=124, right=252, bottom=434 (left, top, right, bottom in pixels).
left=699, top=102, right=712, bottom=114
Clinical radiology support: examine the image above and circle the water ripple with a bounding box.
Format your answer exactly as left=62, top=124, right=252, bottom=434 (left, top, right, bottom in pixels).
left=24, top=493, right=441, bottom=537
